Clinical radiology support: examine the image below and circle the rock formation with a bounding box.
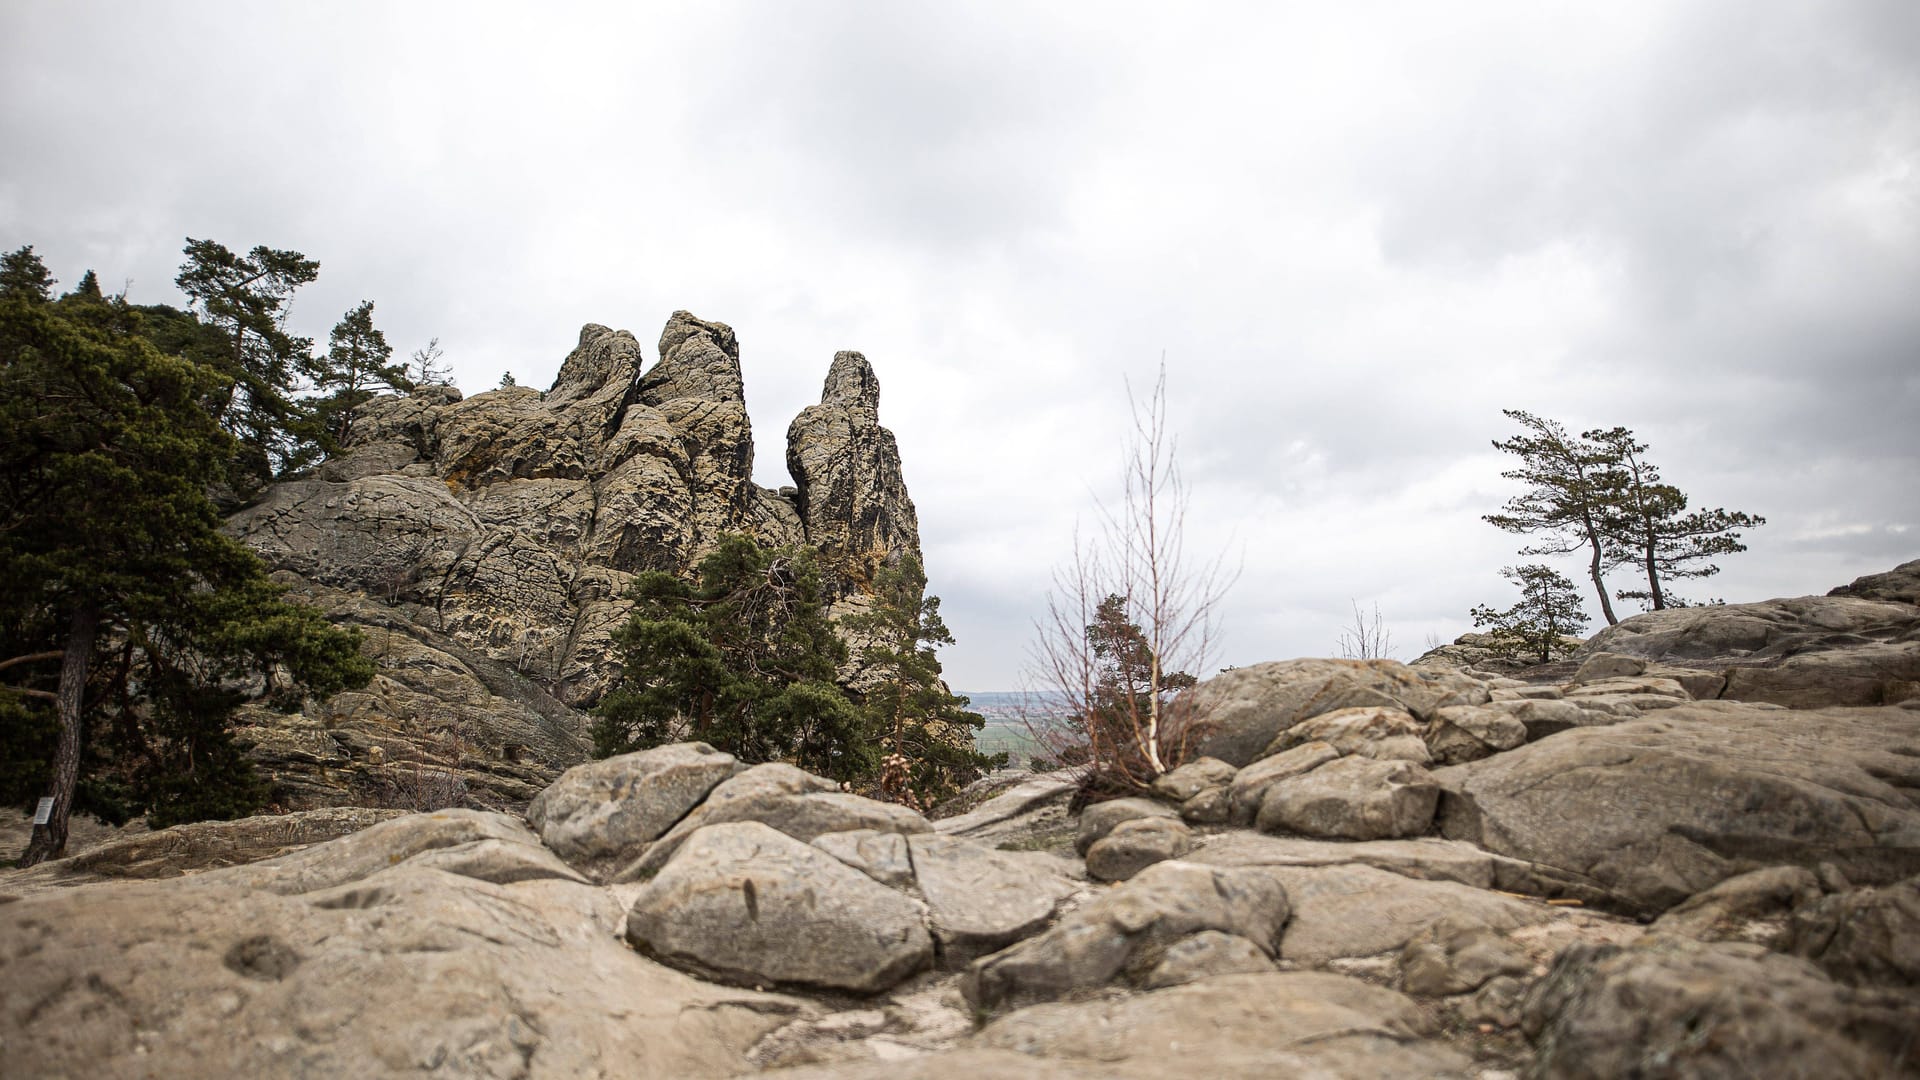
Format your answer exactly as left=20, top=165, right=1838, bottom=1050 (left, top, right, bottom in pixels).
left=223, top=313, right=923, bottom=810
left=6, top=562, right=1917, bottom=1077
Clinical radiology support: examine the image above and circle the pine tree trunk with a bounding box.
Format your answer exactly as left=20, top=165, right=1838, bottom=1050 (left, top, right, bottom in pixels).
left=19, top=604, right=98, bottom=868
left=1587, top=541, right=1618, bottom=626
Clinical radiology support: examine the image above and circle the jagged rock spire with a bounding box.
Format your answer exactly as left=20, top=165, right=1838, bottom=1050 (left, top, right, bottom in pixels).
left=786, top=350, right=921, bottom=593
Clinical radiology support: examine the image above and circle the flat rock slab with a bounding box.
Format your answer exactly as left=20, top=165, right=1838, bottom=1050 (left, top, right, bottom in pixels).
left=973, top=972, right=1471, bottom=1077
left=0, top=864, right=800, bottom=1079
left=1189, top=831, right=1515, bottom=890
left=1435, top=701, right=1920, bottom=915
left=627, top=822, right=933, bottom=993
left=932, top=772, right=1079, bottom=836
left=1261, top=863, right=1549, bottom=965
left=205, top=809, right=567, bottom=895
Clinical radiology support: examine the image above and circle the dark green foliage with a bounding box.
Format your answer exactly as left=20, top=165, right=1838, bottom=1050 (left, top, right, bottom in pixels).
left=594, top=535, right=877, bottom=783
left=841, top=555, right=999, bottom=806
left=1470, top=565, right=1590, bottom=665
left=302, top=300, right=407, bottom=454
left=1484, top=410, right=1624, bottom=626
left=1584, top=427, right=1765, bottom=611
left=1, top=245, right=56, bottom=302
left=0, top=279, right=373, bottom=849
left=173, top=238, right=320, bottom=481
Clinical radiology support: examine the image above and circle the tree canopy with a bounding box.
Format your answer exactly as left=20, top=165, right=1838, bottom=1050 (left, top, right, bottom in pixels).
left=1469, top=564, right=1590, bottom=665
left=1486, top=410, right=1764, bottom=621
left=304, top=299, right=407, bottom=453
left=593, top=536, right=995, bottom=801
left=1, top=245, right=372, bottom=865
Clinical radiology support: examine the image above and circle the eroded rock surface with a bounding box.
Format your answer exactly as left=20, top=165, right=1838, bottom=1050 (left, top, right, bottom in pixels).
left=224, top=313, right=928, bottom=811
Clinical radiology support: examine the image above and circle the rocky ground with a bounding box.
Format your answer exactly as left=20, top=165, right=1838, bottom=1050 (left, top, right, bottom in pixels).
left=3, top=562, right=1917, bottom=1077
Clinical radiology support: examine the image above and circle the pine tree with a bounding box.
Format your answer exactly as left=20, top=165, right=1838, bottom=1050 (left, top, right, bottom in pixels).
left=0, top=288, right=373, bottom=865
left=593, top=535, right=876, bottom=784
left=841, top=555, right=998, bottom=807
left=1585, top=427, right=1764, bottom=610
left=1469, top=565, right=1590, bottom=665
left=1484, top=410, right=1625, bottom=626
left=403, top=337, right=452, bottom=389
left=305, top=300, right=407, bottom=452
left=173, top=239, right=320, bottom=481
left=0, top=245, right=56, bottom=303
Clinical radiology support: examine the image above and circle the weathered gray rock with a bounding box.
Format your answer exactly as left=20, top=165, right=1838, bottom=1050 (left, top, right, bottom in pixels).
left=1829, top=558, right=1920, bottom=606
left=1524, top=940, right=1920, bottom=1079
left=1188, top=658, right=1489, bottom=767
left=811, top=828, right=916, bottom=888
left=1398, top=915, right=1533, bottom=997
left=1424, top=703, right=1529, bottom=765
left=617, top=763, right=931, bottom=881
left=20, top=806, right=404, bottom=883
left=1074, top=797, right=1179, bottom=855
left=626, top=822, right=933, bottom=993
left=1260, top=863, right=1549, bottom=965
left=1266, top=704, right=1431, bottom=762
left=1255, top=755, right=1441, bottom=840
left=1649, top=865, right=1823, bottom=946
left=972, top=972, right=1470, bottom=1077
left=1577, top=592, right=1920, bottom=708
left=907, top=833, right=1080, bottom=965
left=1178, top=785, right=1233, bottom=824
left=1786, top=874, right=1920, bottom=988
left=785, top=351, right=921, bottom=600
left=526, top=742, right=739, bottom=873
left=1571, top=651, right=1647, bottom=683
left=1436, top=701, right=1920, bottom=915
left=225, top=314, right=934, bottom=811
left=1189, top=830, right=1517, bottom=890
left=1141, top=930, right=1277, bottom=988
left=1084, top=817, right=1195, bottom=882
left=932, top=771, right=1078, bottom=838
left=1225, top=740, right=1340, bottom=826
left=205, top=809, right=578, bottom=895
left=1147, top=756, right=1237, bottom=802
left=0, top=831, right=798, bottom=1077
left=962, top=860, right=1290, bottom=1010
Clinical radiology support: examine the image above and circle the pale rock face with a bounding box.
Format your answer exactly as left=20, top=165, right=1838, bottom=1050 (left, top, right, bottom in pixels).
left=1267, top=704, right=1433, bottom=763
left=786, top=351, right=921, bottom=596
left=625, top=821, right=935, bottom=993
left=1434, top=701, right=1920, bottom=915
left=961, top=860, right=1291, bottom=1011
left=224, top=314, right=930, bottom=811
left=1190, top=658, right=1489, bottom=767
left=1255, top=755, right=1443, bottom=840
left=526, top=743, right=741, bottom=875
left=1084, top=816, right=1196, bottom=882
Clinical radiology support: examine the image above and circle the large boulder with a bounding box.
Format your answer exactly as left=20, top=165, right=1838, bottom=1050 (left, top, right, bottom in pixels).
left=1435, top=701, right=1920, bottom=915
left=625, top=822, right=934, bottom=993
left=1084, top=817, right=1195, bottom=882
left=1576, top=592, right=1920, bottom=708
left=1255, top=755, right=1442, bottom=840
left=1189, top=659, right=1488, bottom=766
left=615, top=763, right=931, bottom=881
left=526, top=742, right=739, bottom=875
left=962, top=860, right=1290, bottom=1011
left=1785, top=874, right=1920, bottom=988
left=905, top=833, right=1081, bottom=965
left=1267, top=705, right=1432, bottom=763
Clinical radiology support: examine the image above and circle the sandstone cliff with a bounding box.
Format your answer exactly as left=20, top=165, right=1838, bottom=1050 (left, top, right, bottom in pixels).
left=224, top=312, right=921, bottom=810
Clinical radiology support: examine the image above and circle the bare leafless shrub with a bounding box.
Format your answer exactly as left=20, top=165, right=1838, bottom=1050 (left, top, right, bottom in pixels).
left=1028, top=366, right=1233, bottom=795
left=1336, top=600, right=1396, bottom=660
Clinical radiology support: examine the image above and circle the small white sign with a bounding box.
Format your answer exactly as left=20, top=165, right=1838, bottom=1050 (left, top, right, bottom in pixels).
left=32, top=797, right=54, bottom=826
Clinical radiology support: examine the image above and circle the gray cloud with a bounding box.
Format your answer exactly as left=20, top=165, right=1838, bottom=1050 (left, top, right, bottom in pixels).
left=3, top=1, right=1914, bottom=688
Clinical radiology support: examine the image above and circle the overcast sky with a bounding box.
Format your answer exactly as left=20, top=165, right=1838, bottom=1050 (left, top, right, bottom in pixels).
left=4, top=1, right=1916, bottom=689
